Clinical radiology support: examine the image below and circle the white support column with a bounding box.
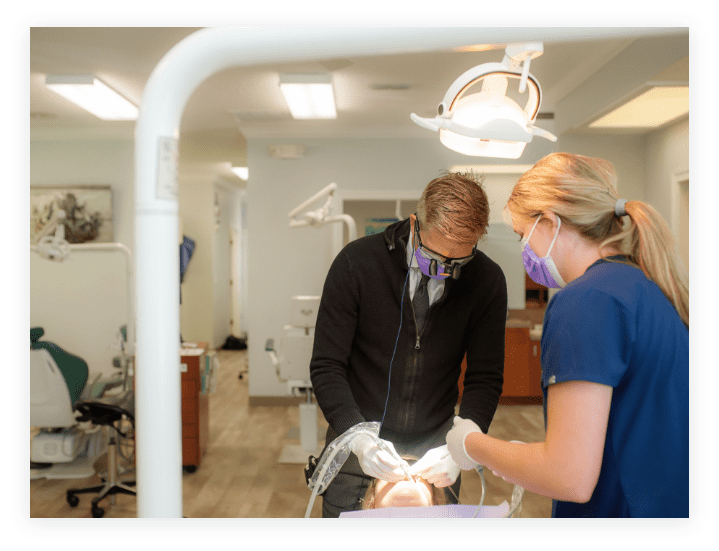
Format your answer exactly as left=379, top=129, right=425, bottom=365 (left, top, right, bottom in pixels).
left=133, top=26, right=658, bottom=518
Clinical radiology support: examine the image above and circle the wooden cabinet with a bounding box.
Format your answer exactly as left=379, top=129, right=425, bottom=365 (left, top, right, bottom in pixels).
left=525, top=273, right=549, bottom=308
left=457, top=325, right=543, bottom=405
left=181, top=345, right=209, bottom=470
left=501, top=327, right=543, bottom=404
left=528, top=339, right=543, bottom=396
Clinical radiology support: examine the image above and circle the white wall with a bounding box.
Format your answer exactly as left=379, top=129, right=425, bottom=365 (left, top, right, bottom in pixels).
left=30, top=251, right=131, bottom=378
left=30, top=139, right=135, bottom=377
left=644, top=119, right=689, bottom=224
left=238, top=191, right=249, bottom=336
left=554, top=133, right=647, bottom=199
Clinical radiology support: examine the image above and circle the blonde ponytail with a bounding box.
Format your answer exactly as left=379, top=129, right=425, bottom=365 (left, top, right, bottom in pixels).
left=505, top=152, right=689, bottom=327
left=602, top=200, right=689, bottom=326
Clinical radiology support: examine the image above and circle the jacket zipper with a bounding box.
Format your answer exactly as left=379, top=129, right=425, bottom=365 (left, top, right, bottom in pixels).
left=410, top=282, right=449, bottom=349
left=410, top=297, right=425, bottom=349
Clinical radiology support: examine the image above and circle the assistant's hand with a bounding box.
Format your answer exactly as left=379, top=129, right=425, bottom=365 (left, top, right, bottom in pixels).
left=350, top=434, right=408, bottom=482
left=446, top=416, right=483, bottom=470
left=407, top=444, right=460, bottom=488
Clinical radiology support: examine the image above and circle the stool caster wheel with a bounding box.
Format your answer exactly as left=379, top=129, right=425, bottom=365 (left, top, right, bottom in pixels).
left=92, top=505, right=105, bottom=518
left=66, top=493, right=79, bottom=508
left=183, top=465, right=197, bottom=474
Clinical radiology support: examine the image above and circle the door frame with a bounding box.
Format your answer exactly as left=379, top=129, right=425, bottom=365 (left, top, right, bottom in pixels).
left=331, top=189, right=422, bottom=257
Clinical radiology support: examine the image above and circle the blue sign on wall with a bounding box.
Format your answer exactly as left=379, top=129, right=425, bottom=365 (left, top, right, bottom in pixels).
left=365, top=217, right=399, bottom=236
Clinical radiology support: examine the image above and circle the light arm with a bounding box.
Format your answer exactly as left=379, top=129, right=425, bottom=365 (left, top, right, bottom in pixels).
left=288, top=183, right=357, bottom=242
left=463, top=380, right=612, bottom=503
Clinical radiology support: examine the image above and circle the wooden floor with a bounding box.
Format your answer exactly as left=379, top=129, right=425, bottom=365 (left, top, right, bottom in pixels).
left=30, top=349, right=552, bottom=518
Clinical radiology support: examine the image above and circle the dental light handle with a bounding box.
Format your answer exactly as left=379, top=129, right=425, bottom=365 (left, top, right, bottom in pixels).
left=505, top=42, right=544, bottom=94
left=519, top=57, right=531, bottom=93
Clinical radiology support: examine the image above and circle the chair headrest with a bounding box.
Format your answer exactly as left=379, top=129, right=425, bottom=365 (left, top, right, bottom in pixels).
left=30, top=327, right=44, bottom=345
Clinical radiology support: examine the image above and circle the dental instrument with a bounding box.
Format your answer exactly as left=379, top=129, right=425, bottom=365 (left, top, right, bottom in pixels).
left=375, top=437, right=411, bottom=478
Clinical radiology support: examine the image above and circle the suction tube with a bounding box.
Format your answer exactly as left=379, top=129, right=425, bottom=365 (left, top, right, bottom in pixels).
left=304, top=422, right=382, bottom=518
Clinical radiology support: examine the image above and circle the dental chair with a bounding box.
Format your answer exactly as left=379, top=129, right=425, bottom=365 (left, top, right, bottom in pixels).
left=266, top=296, right=323, bottom=463
left=30, top=327, right=100, bottom=477
left=30, top=327, right=136, bottom=517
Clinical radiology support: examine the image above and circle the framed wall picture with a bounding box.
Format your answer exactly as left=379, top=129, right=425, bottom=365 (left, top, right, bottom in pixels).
left=30, top=185, right=114, bottom=245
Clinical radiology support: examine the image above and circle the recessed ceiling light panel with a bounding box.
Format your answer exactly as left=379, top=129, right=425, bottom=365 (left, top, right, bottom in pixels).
left=279, top=73, right=337, bottom=120
left=589, top=86, right=689, bottom=129
left=45, top=75, right=138, bottom=121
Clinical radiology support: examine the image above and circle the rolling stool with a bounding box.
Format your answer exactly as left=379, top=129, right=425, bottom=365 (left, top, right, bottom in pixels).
left=66, top=390, right=136, bottom=517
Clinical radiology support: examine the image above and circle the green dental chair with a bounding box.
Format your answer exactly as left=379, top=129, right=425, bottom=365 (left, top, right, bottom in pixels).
left=30, top=327, right=136, bottom=517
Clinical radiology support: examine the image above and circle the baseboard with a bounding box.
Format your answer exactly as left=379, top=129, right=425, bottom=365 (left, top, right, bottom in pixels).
left=248, top=396, right=307, bottom=407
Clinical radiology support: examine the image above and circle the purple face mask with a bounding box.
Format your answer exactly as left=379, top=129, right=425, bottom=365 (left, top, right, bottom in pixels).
left=414, top=246, right=451, bottom=280
left=521, top=215, right=567, bottom=289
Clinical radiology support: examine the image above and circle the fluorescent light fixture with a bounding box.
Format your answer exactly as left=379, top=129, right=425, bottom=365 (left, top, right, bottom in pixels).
left=411, top=43, right=556, bottom=159
left=279, top=73, right=336, bottom=119
left=46, top=75, right=138, bottom=121
left=589, top=86, right=689, bottom=129
left=232, top=166, right=249, bottom=180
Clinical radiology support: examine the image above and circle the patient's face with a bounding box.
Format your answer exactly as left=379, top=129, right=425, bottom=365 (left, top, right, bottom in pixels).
left=373, top=477, right=434, bottom=508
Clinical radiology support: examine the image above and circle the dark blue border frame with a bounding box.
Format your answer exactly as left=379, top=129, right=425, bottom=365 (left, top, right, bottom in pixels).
left=10, top=11, right=709, bottom=540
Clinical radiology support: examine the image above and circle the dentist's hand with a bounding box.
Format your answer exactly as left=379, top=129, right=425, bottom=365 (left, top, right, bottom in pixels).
left=446, top=416, right=483, bottom=470
left=350, top=434, right=409, bottom=482
left=407, top=444, right=460, bottom=488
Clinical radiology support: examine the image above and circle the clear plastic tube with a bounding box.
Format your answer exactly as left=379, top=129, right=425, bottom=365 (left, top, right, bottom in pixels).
left=472, top=465, right=486, bottom=517
left=305, top=422, right=382, bottom=517
left=504, top=484, right=525, bottom=518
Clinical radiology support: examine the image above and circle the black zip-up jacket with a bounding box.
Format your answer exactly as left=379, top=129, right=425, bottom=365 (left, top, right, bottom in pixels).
left=309, top=218, right=507, bottom=439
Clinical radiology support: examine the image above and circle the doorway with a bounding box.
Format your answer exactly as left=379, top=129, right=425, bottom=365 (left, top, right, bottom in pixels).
left=672, top=170, right=689, bottom=275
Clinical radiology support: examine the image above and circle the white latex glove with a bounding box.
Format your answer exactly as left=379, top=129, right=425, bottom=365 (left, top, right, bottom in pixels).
left=407, top=444, right=460, bottom=488
left=350, top=434, right=409, bottom=482
left=445, top=416, right=483, bottom=470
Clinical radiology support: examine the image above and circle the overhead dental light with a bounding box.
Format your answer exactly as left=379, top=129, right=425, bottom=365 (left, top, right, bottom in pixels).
left=279, top=73, right=337, bottom=120
left=411, top=42, right=556, bottom=159
left=46, top=75, right=139, bottom=121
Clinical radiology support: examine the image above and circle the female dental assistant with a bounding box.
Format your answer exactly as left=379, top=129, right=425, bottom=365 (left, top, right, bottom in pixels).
left=446, top=152, right=689, bottom=518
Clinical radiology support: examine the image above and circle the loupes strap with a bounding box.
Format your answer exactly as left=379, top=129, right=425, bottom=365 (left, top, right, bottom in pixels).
left=615, top=199, right=629, bottom=217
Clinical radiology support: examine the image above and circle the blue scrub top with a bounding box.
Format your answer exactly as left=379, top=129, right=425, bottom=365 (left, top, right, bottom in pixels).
left=540, top=256, right=688, bottom=518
